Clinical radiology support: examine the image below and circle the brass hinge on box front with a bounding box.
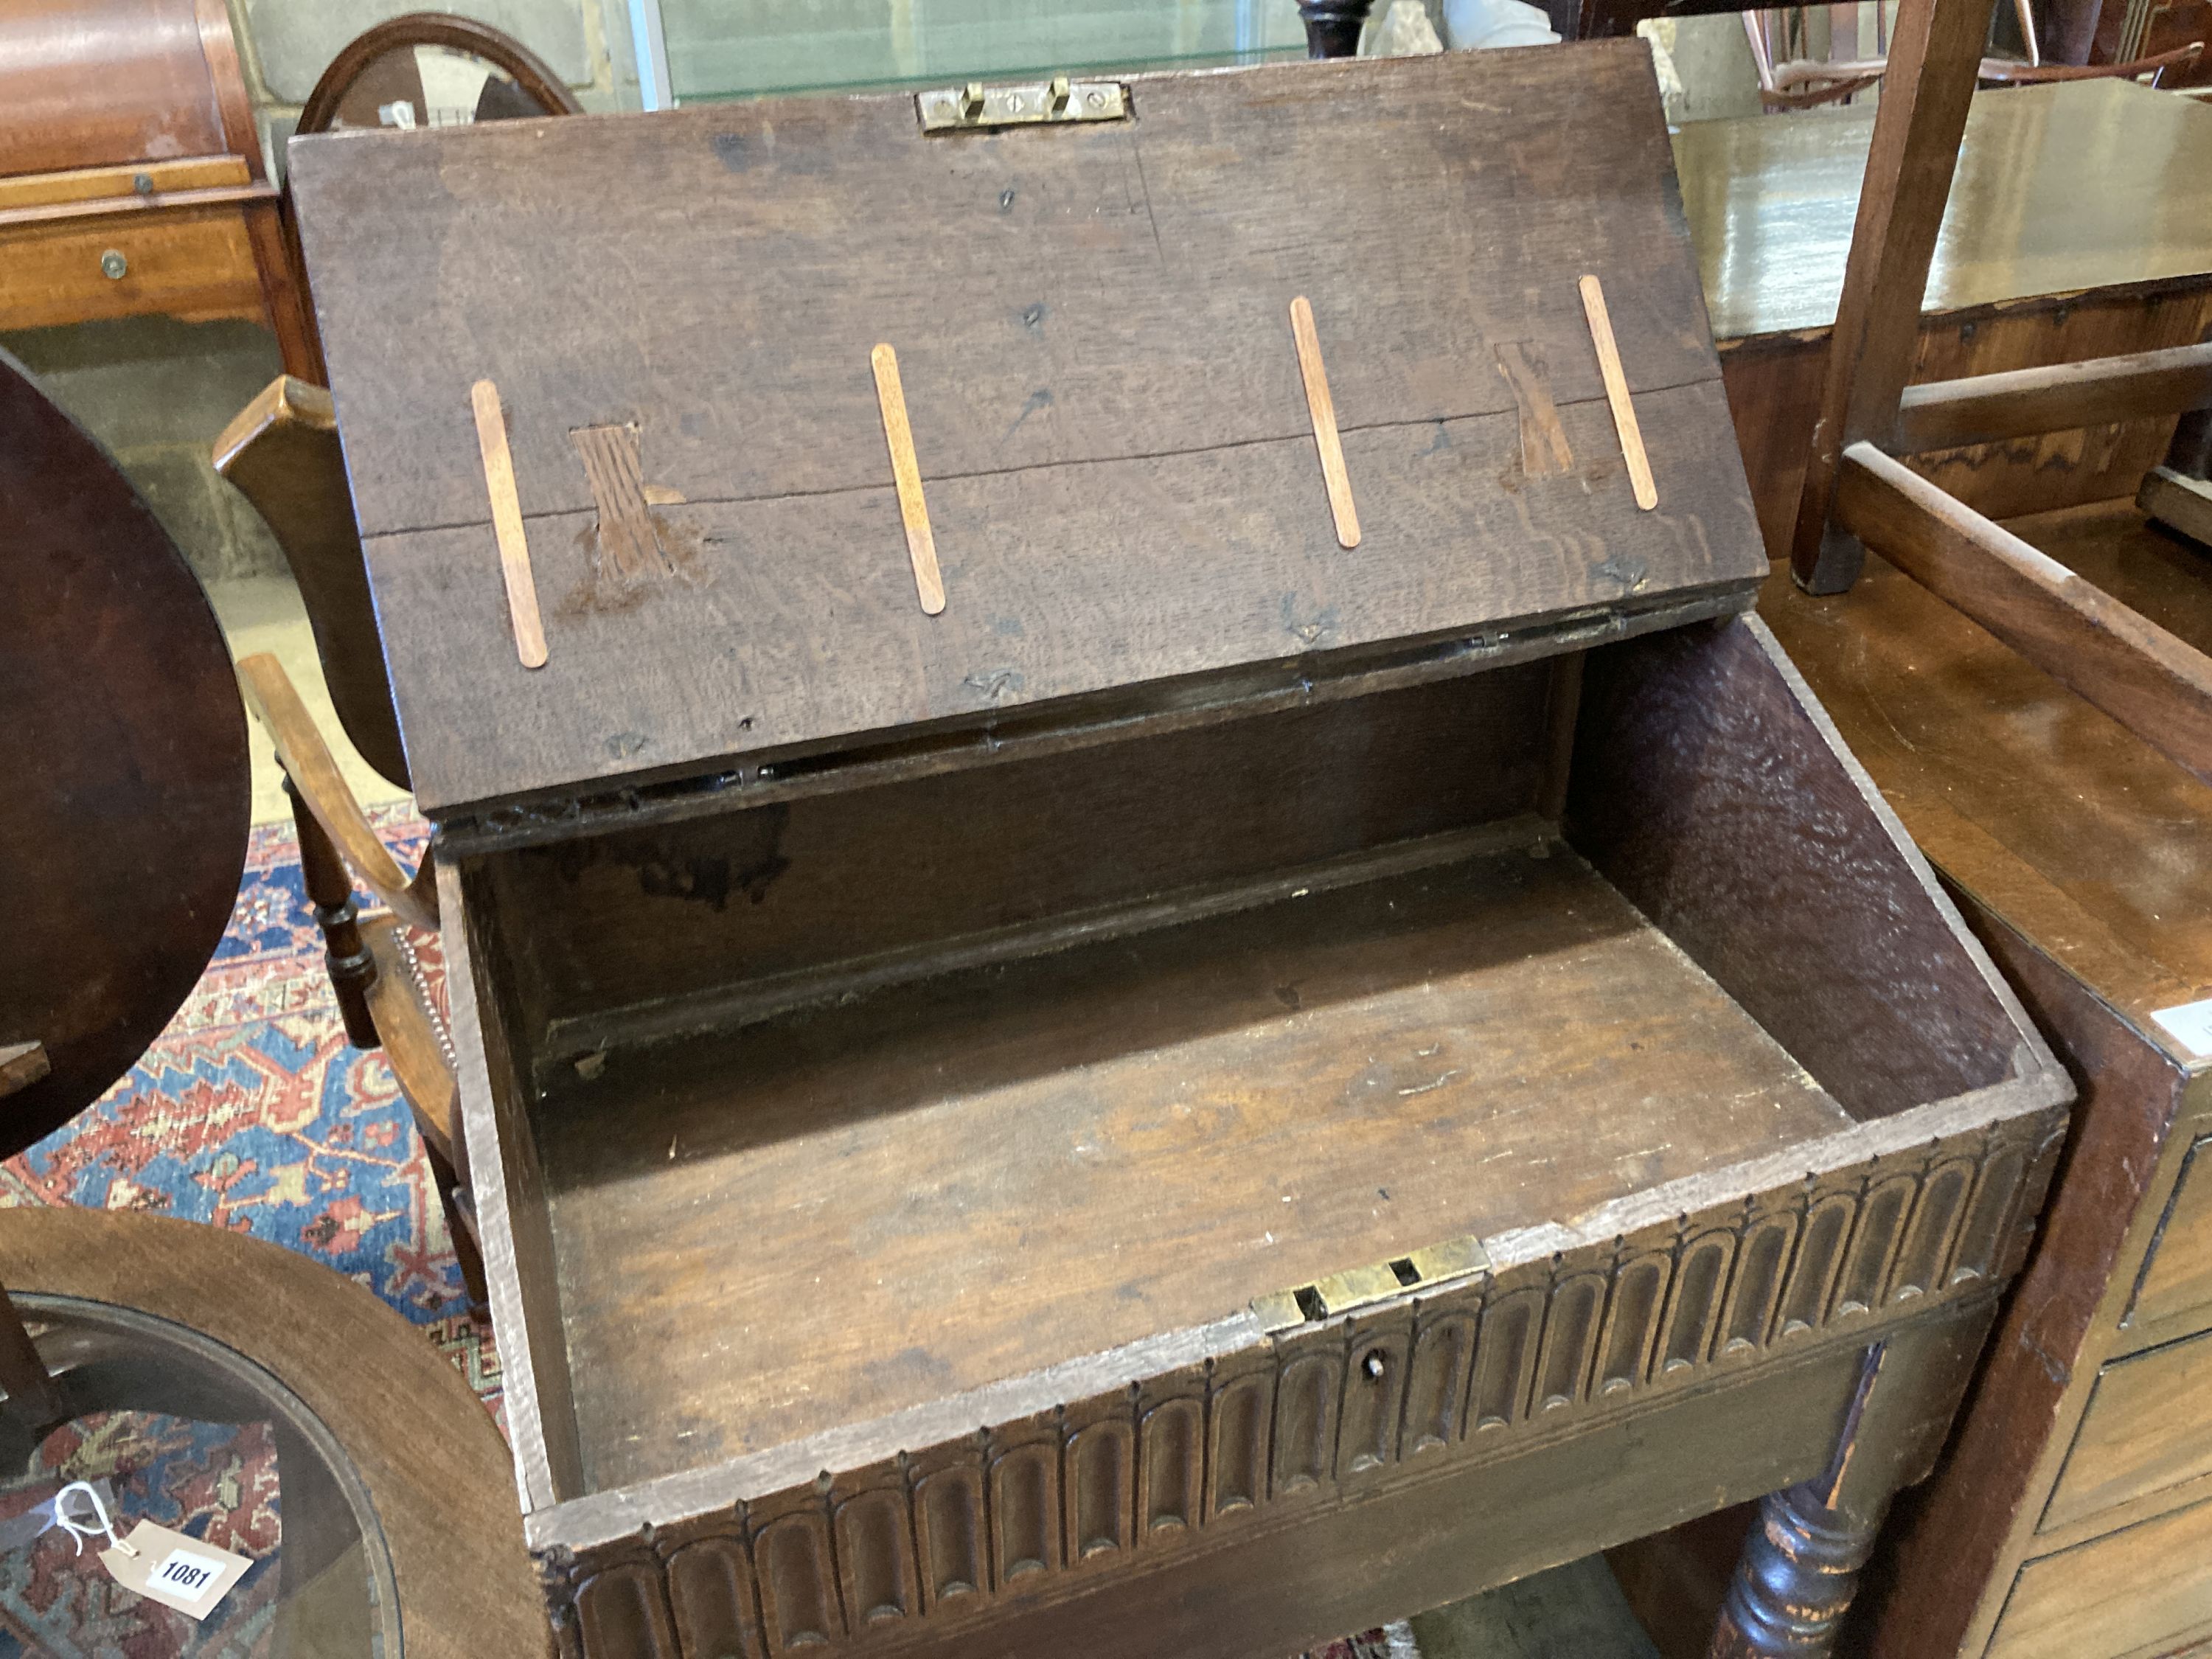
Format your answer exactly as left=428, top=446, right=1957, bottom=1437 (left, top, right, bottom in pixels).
left=1251, top=1235, right=1491, bottom=1334
left=917, top=76, right=1130, bottom=133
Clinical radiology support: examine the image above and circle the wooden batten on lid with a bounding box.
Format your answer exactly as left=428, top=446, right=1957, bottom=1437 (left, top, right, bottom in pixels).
left=289, top=46, right=1764, bottom=835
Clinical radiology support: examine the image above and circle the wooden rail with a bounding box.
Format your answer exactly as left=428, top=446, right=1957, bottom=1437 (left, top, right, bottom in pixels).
left=1835, top=441, right=2212, bottom=787
left=1892, top=343, right=2212, bottom=452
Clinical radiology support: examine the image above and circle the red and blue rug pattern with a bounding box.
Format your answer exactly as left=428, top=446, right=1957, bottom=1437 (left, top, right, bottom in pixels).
left=0, top=806, right=1402, bottom=1659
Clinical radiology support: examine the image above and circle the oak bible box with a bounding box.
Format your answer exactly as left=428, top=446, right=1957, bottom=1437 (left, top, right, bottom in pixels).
left=288, top=44, right=2071, bottom=1659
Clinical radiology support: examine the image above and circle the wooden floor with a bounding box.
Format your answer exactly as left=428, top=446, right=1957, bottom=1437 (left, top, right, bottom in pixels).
left=534, top=838, right=1849, bottom=1492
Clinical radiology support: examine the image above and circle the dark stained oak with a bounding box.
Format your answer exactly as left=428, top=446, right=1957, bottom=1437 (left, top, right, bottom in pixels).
left=288, top=46, right=1765, bottom=816
left=287, top=49, right=2073, bottom=1658
left=0, top=347, right=248, bottom=1156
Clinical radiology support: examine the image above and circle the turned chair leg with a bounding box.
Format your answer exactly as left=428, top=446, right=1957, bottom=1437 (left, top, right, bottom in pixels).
left=1709, top=1343, right=1891, bottom=1658
left=420, top=1135, right=492, bottom=1312
left=1298, top=0, right=1376, bottom=56
left=285, top=773, right=380, bottom=1050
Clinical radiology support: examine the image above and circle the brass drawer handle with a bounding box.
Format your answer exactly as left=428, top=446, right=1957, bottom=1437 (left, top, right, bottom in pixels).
left=99, top=250, right=127, bottom=280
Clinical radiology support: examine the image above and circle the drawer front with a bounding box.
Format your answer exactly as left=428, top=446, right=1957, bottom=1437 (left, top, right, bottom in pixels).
left=0, top=206, right=261, bottom=332
left=2043, top=1326, right=2212, bottom=1532
left=1990, top=1493, right=2212, bottom=1659
left=2129, top=1136, right=2212, bottom=1335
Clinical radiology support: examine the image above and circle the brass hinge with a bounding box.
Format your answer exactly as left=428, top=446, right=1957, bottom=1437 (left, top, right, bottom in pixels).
left=1251, top=1235, right=1491, bottom=1334
left=917, top=75, right=1129, bottom=133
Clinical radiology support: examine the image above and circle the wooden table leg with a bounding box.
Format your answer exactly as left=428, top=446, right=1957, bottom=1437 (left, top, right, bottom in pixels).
left=1298, top=0, right=1375, bottom=56
left=1708, top=1343, right=1891, bottom=1657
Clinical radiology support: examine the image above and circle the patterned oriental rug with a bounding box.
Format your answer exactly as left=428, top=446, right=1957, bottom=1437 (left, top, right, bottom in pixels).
left=0, top=807, right=1407, bottom=1659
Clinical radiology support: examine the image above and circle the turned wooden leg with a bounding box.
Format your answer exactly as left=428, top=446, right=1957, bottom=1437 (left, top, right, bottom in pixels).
left=285, top=773, right=380, bottom=1050
left=1709, top=1343, right=1891, bottom=1658
left=1298, top=0, right=1375, bottom=57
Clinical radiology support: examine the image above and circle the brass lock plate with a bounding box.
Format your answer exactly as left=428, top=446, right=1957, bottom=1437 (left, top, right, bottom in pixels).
left=1251, top=1234, right=1492, bottom=1332
left=917, top=76, right=1130, bottom=133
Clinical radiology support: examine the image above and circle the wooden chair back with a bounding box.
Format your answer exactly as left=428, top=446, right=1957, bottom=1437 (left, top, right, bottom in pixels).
left=215, top=375, right=411, bottom=789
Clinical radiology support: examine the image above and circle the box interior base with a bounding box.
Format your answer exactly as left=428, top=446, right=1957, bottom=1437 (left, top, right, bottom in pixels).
left=532, top=836, right=1853, bottom=1492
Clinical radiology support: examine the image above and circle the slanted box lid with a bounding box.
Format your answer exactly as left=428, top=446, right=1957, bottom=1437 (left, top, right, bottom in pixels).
left=290, top=44, right=1764, bottom=819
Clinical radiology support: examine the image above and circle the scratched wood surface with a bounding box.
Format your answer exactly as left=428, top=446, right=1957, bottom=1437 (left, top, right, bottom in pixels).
left=287, top=45, right=1764, bottom=815
left=534, top=841, right=1847, bottom=1488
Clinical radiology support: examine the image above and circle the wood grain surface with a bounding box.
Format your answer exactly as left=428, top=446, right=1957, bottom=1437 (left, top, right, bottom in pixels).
left=0, top=1205, right=549, bottom=1658
left=1674, top=80, right=2212, bottom=344
left=2130, top=1136, right=2212, bottom=1333
left=1761, top=531, right=2212, bottom=1032
left=2043, top=1326, right=2212, bottom=1531
left=1985, top=1489, right=2212, bottom=1659
left=1836, top=444, right=2212, bottom=787
left=1893, top=341, right=2212, bottom=453
left=535, top=842, right=1847, bottom=1486
left=287, top=46, right=1763, bottom=814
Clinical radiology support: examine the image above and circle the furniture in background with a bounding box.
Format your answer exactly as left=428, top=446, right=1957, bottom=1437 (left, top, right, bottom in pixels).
left=1736, top=1, right=2200, bottom=107
left=216, top=375, right=486, bottom=1310
left=0, top=341, right=248, bottom=1158
left=0, top=0, right=313, bottom=362
left=275, top=12, right=583, bottom=383
left=1671, top=77, right=2212, bottom=559
left=289, top=42, right=2068, bottom=1658
left=204, top=16, right=590, bottom=1296
left=1610, top=0, right=2212, bottom=1650
left=0, top=343, right=546, bottom=1654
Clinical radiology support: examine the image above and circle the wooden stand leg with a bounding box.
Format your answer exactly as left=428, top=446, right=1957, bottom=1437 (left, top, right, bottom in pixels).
left=2168, top=407, right=2212, bottom=479
left=285, top=773, right=380, bottom=1050
left=420, top=1135, right=492, bottom=1312
left=0, top=1283, right=64, bottom=1433
left=1708, top=1343, right=1891, bottom=1658
left=1298, top=0, right=1374, bottom=56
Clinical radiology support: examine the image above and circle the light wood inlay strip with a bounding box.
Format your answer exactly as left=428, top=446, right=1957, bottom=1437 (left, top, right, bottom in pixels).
left=470, top=379, right=548, bottom=669
left=1578, top=274, right=1658, bottom=511
left=870, top=343, right=947, bottom=615
left=1290, top=295, right=1361, bottom=549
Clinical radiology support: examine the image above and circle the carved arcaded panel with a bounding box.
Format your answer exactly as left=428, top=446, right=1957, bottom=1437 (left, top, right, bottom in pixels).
left=535, top=1113, right=2063, bottom=1657
left=1400, top=1308, right=1478, bottom=1458
left=576, top=1562, right=680, bottom=1659
left=666, top=1537, right=764, bottom=1659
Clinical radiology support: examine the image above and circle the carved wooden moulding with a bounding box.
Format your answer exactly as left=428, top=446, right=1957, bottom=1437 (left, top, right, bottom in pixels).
left=288, top=40, right=2072, bottom=1659
left=540, top=1110, right=2058, bottom=1659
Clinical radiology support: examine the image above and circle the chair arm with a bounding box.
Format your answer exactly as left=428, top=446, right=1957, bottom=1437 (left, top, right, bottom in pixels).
left=236, top=653, right=439, bottom=933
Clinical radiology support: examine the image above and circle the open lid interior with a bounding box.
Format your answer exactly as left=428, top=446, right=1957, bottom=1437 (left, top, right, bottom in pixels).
left=290, top=43, right=1765, bottom=818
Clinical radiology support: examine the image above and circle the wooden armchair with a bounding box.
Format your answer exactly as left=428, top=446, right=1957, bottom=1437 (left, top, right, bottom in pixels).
left=216, top=378, right=485, bottom=1311
left=1786, top=0, right=2212, bottom=782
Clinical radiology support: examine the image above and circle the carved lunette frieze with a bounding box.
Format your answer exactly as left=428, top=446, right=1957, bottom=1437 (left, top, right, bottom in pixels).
left=540, top=1110, right=2060, bottom=1658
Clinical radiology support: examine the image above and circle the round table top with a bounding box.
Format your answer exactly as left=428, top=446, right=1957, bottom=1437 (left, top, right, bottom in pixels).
left=0, top=1205, right=549, bottom=1657
left=0, top=347, right=251, bottom=1154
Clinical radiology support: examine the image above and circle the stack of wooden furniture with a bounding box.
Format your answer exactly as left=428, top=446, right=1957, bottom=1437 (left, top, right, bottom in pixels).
left=0, top=0, right=311, bottom=359
left=1609, top=0, right=2212, bottom=1651
left=280, top=41, right=2076, bottom=1659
